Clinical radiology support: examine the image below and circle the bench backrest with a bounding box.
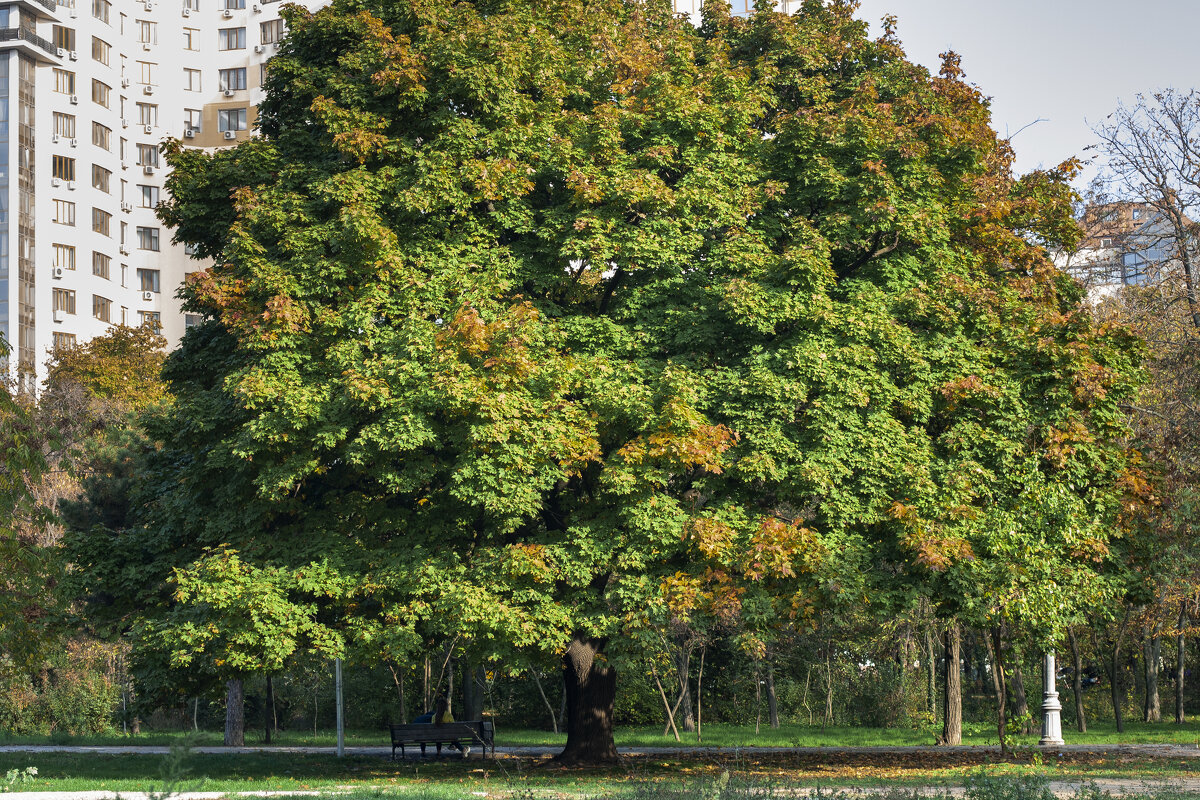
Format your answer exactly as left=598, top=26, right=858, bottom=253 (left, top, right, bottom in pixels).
left=390, top=720, right=493, bottom=743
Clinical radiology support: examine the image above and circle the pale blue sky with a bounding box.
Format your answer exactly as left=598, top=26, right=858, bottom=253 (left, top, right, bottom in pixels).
left=853, top=1, right=1198, bottom=184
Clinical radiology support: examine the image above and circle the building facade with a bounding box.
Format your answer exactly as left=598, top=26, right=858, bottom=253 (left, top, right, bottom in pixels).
left=2, top=0, right=776, bottom=389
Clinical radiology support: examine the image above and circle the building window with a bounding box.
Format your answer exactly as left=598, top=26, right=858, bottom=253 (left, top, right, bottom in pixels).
left=218, top=27, right=246, bottom=50
left=139, top=311, right=162, bottom=330
left=53, top=68, right=76, bottom=95
left=137, top=19, right=156, bottom=44
left=52, top=332, right=78, bottom=351
left=138, top=185, right=160, bottom=207
left=52, top=155, right=76, bottom=182
left=185, top=313, right=203, bottom=329
left=218, top=108, right=247, bottom=132
left=138, top=60, right=155, bottom=85
left=185, top=108, right=202, bottom=132
left=92, top=122, right=111, bottom=150
left=93, top=251, right=111, bottom=279
left=137, top=102, right=158, bottom=126
left=137, top=143, right=158, bottom=166
left=224, top=0, right=244, bottom=7
left=183, top=26, right=199, bottom=50
left=53, top=243, right=76, bottom=270
left=92, top=0, right=110, bottom=23
left=92, top=164, right=112, bottom=193
left=53, top=112, right=76, bottom=138
left=260, top=18, right=283, bottom=44
left=218, top=67, right=246, bottom=91
left=92, top=208, right=112, bottom=237
left=137, top=267, right=161, bottom=291
left=92, top=36, right=110, bottom=64
left=183, top=0, right=199, bottom=10
left=53, top=25, right=77, bottom=51
left=91, top=79, right=111, bottom=108
left=136, top=228, right=160, bottom=252
left=183, top=68, right=201, bottom=91
left=54, top=288, right=77, bottom=315
left=53, top=200, right=76, bottom=226
left=93, top=295, right=112, bottom=322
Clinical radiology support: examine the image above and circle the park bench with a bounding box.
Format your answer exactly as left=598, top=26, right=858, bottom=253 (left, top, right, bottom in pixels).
left=389, top=720, right=495, bottom=760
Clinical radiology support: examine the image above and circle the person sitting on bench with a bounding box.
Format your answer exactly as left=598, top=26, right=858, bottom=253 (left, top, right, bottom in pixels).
left=414, top=696, right=469, bottom=757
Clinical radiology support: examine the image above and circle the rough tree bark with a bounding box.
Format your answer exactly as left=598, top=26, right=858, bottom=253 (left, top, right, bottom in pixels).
left=224, top=677, right=245, bottom=747
left=557, top=636, right=618, bottom=764
left=672, top=642, right=695, bottom=732
left=264, top=675, right=275, bottom=744
left=986, top=626, right=1009, bottom=753
left=925, top=627, right=938, bottom=722
left=1144, top=628, right=1162, bottom=723
left=941, top=623, right=962, bottom=745
left=1069, top=627, right=1087, bottom=732
left=1010, top=663, right=1032, bottom=734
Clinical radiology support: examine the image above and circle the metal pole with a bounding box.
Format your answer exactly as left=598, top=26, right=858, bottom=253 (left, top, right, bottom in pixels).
left=1039, top=651, right=1065, bottom=746
left=335, top=658, right=345, bottom=757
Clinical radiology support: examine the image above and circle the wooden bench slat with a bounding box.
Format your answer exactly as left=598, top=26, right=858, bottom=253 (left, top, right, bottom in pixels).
left=389, top=720, right=495, bottom=760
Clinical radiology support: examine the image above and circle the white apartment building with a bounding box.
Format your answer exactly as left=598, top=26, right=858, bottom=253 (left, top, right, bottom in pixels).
left=1, top=0, right=322, bottom=389
left=1, top=0, right=778, bottom=390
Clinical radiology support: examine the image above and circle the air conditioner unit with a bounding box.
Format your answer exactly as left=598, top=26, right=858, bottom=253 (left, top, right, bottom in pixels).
left=273, top=41, right=281, bottom=50
left=69, top=51, right=78, bottom=61
left=144, top=0, right=153, bottom=10
left=54, top=309, right=65, bottom=323
left=223, top=130, right=236, bottom=140
left=121, top=118, right=129, bottom=128
left=68, top=180, right=77, bottom=190
left=70, top=6, right=77, bottom=17
left=142, top=291, right=154, bottom=301
left=51, top=177, right=61, bottom=187
left=181, top=6, right=190, bottom=15
left=222, top=8, right=232, bottom=16
left=183, top=128, right=196, bottom=138
left=144, top=165, right=155, bottom=175
left=252, top=3, right=260, bottom=10
left=143, top=85, right=154, bottom=95
left=51, top=133, right=60, bottom=143
left=144, top=124, right=153, bottom=134
left=70, top=138, right=78, bottom=148
left=121, top=77, right=131, bottom=88
left=184, top=243, right=199, bottom=255
left=121, top=161, right=129, bottom=170
left=53, top=267, right=65, bottom=279
left=142, top=43, right=151, bottom=51
left=253, top=44, right=263, bottom=53
left=69, top=95, right=79, bottom=105
left=119, top=246, right=130, bottom=255
left=120, top=202, right=132, bottom=212
left=56, top=47, right=65, bottom=57
left=223, top=89, right=234, bottom=97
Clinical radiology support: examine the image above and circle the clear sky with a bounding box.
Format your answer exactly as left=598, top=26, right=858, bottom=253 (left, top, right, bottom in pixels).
left=853, top=0, right=1198, bottom=184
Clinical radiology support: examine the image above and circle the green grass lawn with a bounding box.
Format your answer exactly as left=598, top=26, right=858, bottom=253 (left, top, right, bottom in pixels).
left=2, top=748, right=1200, bottom=798
left=5, top=719, right=1200, bottom=750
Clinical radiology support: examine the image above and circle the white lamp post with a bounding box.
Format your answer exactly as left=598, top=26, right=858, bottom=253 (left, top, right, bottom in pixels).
left=1039, top=651, right=1064, bottom=746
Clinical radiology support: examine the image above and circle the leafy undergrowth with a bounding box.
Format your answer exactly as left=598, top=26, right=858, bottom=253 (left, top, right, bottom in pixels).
left=1, top=749, right=1199, bottom=795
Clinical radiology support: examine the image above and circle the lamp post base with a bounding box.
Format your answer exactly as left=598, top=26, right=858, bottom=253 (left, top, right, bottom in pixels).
left=1039, top=652, right=1065, bottom=746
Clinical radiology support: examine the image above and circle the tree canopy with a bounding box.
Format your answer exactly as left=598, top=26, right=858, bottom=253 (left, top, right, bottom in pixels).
left=63, top=0, right=1143, bottom=762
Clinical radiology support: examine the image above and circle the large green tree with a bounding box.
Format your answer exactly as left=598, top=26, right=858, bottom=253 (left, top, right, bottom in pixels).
left=67, top=0, right=1139, bottom=761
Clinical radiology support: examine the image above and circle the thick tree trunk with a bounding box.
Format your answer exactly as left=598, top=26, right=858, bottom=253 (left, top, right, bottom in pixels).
left=557, top=636, right=618, bottom=764
left=1069, top=627, right=1087, bottom=733
left=1011, top=663, right=1032, bottom=734
left=672, top=644, right=695, bottom=732
left=224, top=677, right=245, bottom=747
left=1177, top=602, right=1187, bottom=724
left=463, top=664, right=486, bottom=721
left=941, top=623, right=962, bottom=745
left=987, top=626, right=1008, bottom=753
left=1144, top=630, right=1162, bottom=722
left=766, top=660, right=779, bottom=729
